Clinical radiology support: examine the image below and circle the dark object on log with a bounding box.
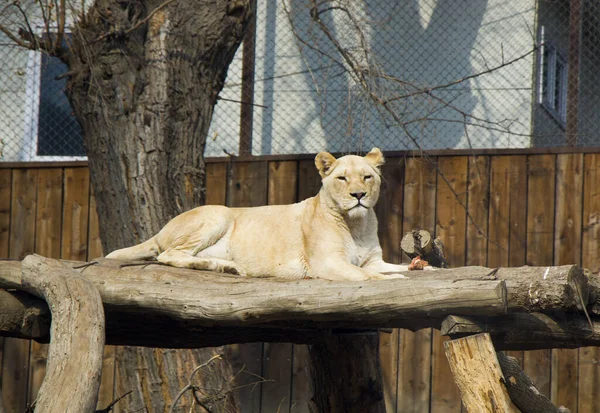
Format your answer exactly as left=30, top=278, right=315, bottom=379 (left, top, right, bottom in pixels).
left=401, top=230, right=448, bottom=268
left=21, top=255, right=105, bottom=413
left=497, top=352, right=569, bottom=413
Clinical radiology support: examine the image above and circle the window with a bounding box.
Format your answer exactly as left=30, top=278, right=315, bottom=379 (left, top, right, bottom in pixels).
left=538, top=38, right=568, bottom=127
left=24, top=34, right=86, bottom=161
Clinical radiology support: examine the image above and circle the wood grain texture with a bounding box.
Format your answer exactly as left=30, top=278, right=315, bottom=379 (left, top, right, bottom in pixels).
left=28, top=168, right=63, bottom=404
left=291, top=158, right=321, bottom=413
left=206, top=162, right=228, bottom=206
left=579, top=153, right=600, bottom=413
left=61, top=168, right=90, bottom=261
left=444, top=334, right=519, bottom=413
left=88, top=189, right=114, bottom=410
left=261, top=161, right=297, bottom=413
left=3, top=168, right=37, bottom=413
left=524, top=154, right=556, bottom=398
left=433, top=156, right=467, bottom=413
left=22, top=255, right=104, bottom=413
left=466, top=156, right=490, bottom=266
left=376, top=160, right=404, bottom=413
left=0, top=169, right=11, bottom=258
left=398, top=156, right=437, bottom=413
left=488, top=156, right=527, bottom=365
left=226, top=160, right=269, bottom=413
left=551, top=154, right=583, bottom=412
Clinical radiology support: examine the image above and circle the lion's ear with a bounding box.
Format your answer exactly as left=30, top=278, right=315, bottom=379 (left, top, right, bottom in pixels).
left=315, top=152, right=337, bottom=177
left=365, top=148, right=385, bottom=168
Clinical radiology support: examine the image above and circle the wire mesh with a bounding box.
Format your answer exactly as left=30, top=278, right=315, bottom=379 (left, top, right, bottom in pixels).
left=1, top=0, right=599, bottom=161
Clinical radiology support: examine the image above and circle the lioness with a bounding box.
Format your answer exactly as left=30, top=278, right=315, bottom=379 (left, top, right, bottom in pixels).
left=106, top=148, right=429, bottom=280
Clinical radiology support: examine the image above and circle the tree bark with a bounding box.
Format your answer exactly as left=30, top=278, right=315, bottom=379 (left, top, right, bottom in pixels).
left=62, top=1, right=254, bottom=411
left=442, top=313, right=600, bottom=350
left=21, top=255, right=105, bottom=413
left=4, top=258, right=600, bottom=351
left=496, top=352, right=567, bottom=413
left=444, top=333, right=519, bottom=413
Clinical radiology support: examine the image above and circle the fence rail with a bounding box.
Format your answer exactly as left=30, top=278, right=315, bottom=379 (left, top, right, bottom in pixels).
left=0, top=151, right=599, bottom=412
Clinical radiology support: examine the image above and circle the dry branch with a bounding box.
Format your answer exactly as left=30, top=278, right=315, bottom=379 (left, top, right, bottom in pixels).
left=21, top=255, right=105, bottom=413
left=496, top=352, right=568, bottom=413
left=444, top=333, right=520, bottom=413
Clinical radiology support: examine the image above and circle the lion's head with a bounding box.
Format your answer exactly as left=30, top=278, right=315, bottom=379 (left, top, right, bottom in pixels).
left=315, top=148, right=384, bottom=218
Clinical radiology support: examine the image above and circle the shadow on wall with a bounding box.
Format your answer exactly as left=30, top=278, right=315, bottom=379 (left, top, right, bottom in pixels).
left=278, top=0, right=488, bottom=152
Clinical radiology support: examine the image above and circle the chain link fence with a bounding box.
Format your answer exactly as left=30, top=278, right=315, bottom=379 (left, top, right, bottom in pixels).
left=1, top=0, right=599, bottom=161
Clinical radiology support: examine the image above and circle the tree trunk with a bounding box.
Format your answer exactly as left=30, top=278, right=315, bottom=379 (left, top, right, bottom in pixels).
left=63, top=1, right=253, bottom=411
left=308, top=334, right=386, bottom=413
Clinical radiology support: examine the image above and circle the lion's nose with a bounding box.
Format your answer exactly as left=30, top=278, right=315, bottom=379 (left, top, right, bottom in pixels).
left=350, top=192, right=366, bottom=200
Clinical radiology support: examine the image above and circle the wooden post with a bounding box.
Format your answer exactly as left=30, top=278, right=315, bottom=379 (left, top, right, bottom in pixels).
left=444, top=333, right=519, bottom=413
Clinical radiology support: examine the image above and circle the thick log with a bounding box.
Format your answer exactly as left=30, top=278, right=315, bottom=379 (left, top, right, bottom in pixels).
left=0, top=290, right=49, bottom=340
left=21, top=255, right=105, bottom=413
left=496, top=352, right=567, bottom=413
left=442, top=313, right=600, bottom=350
left=410, top=264, right=589, bottom=312
left=444, top=333, right=519, bottom=413
left=0, top=256, right=508, bottom=329
left=400, top=230, right=448, bottom=268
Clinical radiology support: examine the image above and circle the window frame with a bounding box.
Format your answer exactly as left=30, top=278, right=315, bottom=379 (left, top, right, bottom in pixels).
left=22, top=29, right=87, bottom=162
left=537, top=36, right=568, bottom=128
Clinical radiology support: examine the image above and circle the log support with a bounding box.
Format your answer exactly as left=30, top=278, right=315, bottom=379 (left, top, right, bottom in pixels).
left=444, top=333, right=520, bottom=413
left=21, top=255, right=105, bottom=413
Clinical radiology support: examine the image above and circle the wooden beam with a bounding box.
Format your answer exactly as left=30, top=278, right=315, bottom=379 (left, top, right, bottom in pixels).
left=442, top=313, right=600, bottom=350
left=21, top=254, right=104, bottom=413
left=444, top=333, right=519, bottom=413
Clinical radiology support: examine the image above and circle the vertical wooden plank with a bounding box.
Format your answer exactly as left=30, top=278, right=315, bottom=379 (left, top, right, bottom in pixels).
left=0, top=170, right=11, bottom=258
left=206, top=162, right=228, bottom=206
left=3, top=168, right=37, bottom=413
left=261, top=161, right=297, bottom=413
left=225, top=160, right=268, bottom=413
left=290, top=159, right=321, bottom=413
left=523, top=154, right=556, bottom=398
left=551, top=154, right=583, bottom=412
left=375, top=158, right=404, bottom=413
left=397, top=156, right=437, bottom=413
left=487, top=156, right=511, bottom=269
left=0, top=170, right=8, bottom=412
left=28, top=168, right=63, bottom=404
left=432, top=156, right=467, bottom=413
left=579, top=157, right=600, bottom=413
left=297, top=159, right=321, bottom=201
left=508, top=156, right=528, bottom=269
left=488, top=156, right=528, bottom=366
left=466, top=156, right=490, bottom=266
left=61, top=168, right=90, bottom=261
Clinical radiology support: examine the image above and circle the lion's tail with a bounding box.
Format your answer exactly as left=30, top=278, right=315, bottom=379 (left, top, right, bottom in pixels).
left=105, top=237, right=159, bottom=261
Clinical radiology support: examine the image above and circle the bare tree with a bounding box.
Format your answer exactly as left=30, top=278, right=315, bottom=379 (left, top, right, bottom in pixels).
left=1, top=0, right=253, bottom=411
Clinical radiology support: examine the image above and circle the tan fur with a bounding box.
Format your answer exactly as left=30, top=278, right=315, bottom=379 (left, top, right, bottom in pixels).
left=106, top=148, right=428, bottom=280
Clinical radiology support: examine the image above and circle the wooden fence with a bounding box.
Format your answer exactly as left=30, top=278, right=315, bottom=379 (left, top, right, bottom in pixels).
left=0, top=151, right=599, bottom=413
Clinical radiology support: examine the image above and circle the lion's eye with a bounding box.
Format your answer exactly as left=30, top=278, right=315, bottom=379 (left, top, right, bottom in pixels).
left=364, top=175, right=373, bottom=180
left=336, top=176, right=347, bottom=181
